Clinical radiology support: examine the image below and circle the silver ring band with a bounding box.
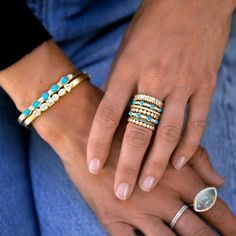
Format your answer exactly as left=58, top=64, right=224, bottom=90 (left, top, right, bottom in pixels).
left=170, top=205, right=188, bottom=229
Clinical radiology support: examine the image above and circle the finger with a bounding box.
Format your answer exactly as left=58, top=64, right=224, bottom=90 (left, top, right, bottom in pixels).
left=160, top=199, right=214, bottom=236
left=189, top=147, right=224, bottom=187
left=171, top=89, right=213, bottom=170
left=139, top=93, right=187, bottom=192
left=105, top=222, right=135, bottom=236
left=182, top=181, right=236, bottom=235
left=200, top=198, right=236, bottom=235
left=138, top=218, right=176, bottom=236
left=114, top=123, right=153, bottom=200
left=87, top=66, right=135, bottom=174
left=172, top=208, right=215, bottom=236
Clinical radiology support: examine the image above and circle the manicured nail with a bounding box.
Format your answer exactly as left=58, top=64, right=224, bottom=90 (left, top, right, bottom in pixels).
left=174, top=156, right=187, bottom=170
left=116, top=183, right=130, bottom=200
left=141, top=176, right=156, bottom=192
left=89, top=159, right=101, bottom=174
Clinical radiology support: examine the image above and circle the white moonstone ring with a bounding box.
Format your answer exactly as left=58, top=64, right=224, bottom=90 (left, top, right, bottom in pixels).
left=193, top=187, right=217, bottom=212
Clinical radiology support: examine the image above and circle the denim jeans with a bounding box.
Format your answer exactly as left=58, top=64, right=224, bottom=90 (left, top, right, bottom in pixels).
left=0, top=1, right=235, bottom=235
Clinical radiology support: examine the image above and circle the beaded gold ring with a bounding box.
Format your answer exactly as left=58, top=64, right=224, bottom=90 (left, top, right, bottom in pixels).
left=129, top=111, right=159, bottom=125
left=128, top=117, right=155, bottom=131
left=134, top=94, right=163, bottom=108
left=130, top=105, right=161, bottom=117
left=132, top=100, right=163, bottom=113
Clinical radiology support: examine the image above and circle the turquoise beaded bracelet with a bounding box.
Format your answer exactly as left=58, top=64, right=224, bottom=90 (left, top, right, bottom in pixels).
left=18, top=71, right=81, bottom=125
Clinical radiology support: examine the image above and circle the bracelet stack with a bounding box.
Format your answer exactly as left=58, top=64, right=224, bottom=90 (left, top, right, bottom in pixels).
left=128, top=94, right=164, bottom=131
left=18, top=71, right=90, bottom=127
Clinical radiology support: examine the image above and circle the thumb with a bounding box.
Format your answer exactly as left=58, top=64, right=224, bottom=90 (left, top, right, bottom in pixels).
left=189, top=146, right=224, bottom=187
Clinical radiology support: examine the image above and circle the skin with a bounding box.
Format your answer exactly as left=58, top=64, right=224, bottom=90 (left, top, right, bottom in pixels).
left=0, top=41, right=235, bottom=235
left=87, top=0, right=236, bottom=200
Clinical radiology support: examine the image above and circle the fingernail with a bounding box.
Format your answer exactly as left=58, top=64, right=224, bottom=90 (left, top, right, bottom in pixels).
left=116, top=183, right=130, bottom=200
left=89, top=159, right=101, bottom=174
left=174, top=156, right=187, bottom=170
left=141, top=176, right=156, bottom=192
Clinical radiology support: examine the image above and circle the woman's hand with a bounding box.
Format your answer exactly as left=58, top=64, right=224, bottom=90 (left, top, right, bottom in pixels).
left=34, top=89, right=236, bottom=235
left=87, top=0, right=236, bottom=199
left=1, top=39, right=233, bottom=235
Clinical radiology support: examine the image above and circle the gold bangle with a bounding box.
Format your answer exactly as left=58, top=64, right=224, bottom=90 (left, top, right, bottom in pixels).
left=23, top=74, right=89, bottom=127
left=18, top=71, right=80, bottom=124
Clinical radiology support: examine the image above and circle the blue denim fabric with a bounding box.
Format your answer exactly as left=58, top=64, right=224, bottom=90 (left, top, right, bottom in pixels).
left=0, top=1, right=235, bottom=235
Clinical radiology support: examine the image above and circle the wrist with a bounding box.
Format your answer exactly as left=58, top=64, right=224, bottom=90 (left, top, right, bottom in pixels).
left=0, top=40, right=76, bottom=111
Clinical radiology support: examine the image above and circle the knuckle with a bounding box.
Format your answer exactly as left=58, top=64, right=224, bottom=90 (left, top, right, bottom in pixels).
left=159, top=125, right=181, bottom=144
left=125, top=125, right=151, bottom=147
left=144, top=67, right=160, bottom=82
left=96, top=98, right=121, bottom=128
left=190, top=120, right=206, bottom=131
left=192, top=227, right=211, bottom=236
left=121, top=164, right=139, bottom=176
left=151, top=159, right=167, bottom=172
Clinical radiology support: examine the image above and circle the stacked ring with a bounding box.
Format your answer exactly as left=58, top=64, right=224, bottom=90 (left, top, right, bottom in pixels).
left=128, top=94, right=163, bottom=131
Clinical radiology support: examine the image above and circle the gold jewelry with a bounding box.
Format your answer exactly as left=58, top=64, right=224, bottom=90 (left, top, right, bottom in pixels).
left=22, top=74, right=89, bottom=127
left=128, top=94, right=164, bottom=131
left=130, top=105, right=161, bottom=117
left=129, top=111, right=159, bottom=125
left=134, top=94, right=163, bottom=108
left=132, top=100, right=162, bottom=113
left=18, top=71, right=81, bottom=124
left=128, top=117, right=155, bottom=131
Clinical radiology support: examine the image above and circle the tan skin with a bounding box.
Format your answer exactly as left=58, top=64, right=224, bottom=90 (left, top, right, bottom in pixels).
left=87, top=0, right=236, bottom=200
left=0, top=41, right=235, bottom=235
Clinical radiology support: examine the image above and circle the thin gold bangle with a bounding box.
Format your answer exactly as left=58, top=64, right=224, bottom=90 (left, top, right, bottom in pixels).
left=23, top=74, right=89, bottom=127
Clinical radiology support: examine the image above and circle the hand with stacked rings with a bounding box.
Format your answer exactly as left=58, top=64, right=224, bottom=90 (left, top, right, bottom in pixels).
left=87, top=0, right=234, bottom=200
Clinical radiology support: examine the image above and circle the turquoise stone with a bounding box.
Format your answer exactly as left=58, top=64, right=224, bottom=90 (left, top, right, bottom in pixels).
left=132, top=100, right=135, bottom=105
left=136, top=113, right=141, bottom=118
left=60, top=76, right=68, bottom=84
left=160, top=108, right=163, bottom=112
left=155, top=120, right=159, bottom=125
left=51, top=84, right=59, bottom=92
left=150, top=104, right=155, bottom=109
left=23, top=108, right=31, bottom=116
left=32, top=101, right=40, bottom=108
left=147, top=116, right=151, bottom=121
left=42, top=92, right=49, bottom=100
left=128, top=111, right=132, bottom=116
left=140, top=101, right=144, bottom=106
